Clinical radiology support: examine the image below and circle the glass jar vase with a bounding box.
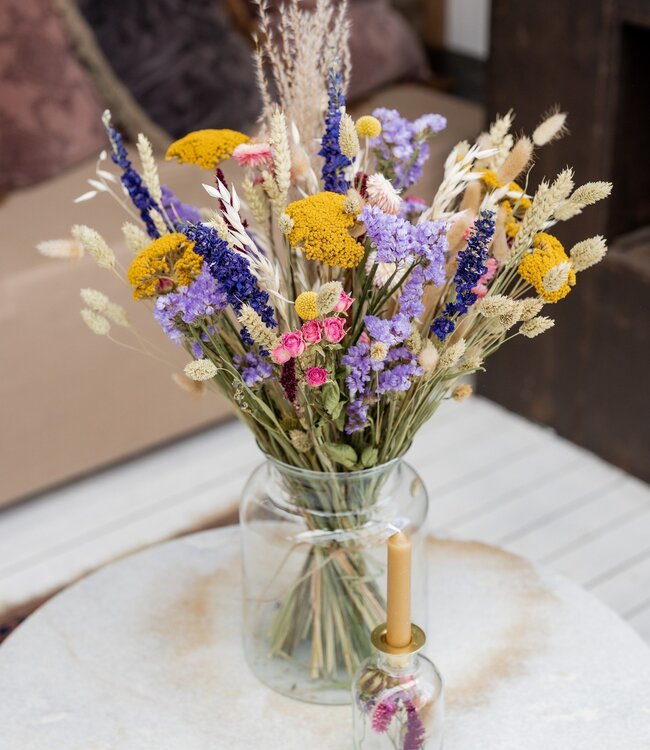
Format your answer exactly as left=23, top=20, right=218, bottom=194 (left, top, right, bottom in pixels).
left=240, top=458, right=429, bottom=704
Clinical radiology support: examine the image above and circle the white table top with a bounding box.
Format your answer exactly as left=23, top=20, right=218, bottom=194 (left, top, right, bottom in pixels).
left=1, top=526, right=649, bottom=749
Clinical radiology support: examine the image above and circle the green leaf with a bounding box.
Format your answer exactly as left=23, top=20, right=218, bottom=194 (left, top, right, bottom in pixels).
left=322, top=381, right=340, bottom=416
left=360, top=447, right=379, bottom=468
left=324, top=443, right=358, bottom=469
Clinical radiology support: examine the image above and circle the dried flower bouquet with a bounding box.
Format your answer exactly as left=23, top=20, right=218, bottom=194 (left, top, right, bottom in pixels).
left=42, top=0, right=611, bottom=687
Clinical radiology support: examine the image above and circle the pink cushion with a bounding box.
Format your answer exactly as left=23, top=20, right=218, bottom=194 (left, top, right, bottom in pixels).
left=0, top=0, right=106, bottom=192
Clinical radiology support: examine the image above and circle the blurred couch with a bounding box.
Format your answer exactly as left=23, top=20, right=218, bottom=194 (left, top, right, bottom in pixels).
left=0, top=0, right=483, bottom=507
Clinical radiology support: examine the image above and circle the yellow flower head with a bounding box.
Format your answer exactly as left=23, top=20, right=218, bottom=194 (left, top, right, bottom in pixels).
left=285, top=192, right=363, bottom=268
left=127, top=232, right=203, bottom=299
left=295, top=291, right=319, bottom=320
left=480, top=170, right=503, bottom=191
left=518, top=232, right=576, bottom=303
left=356, top=116, right=382, bottom=139
left=166, top=129, right=250, bottom=169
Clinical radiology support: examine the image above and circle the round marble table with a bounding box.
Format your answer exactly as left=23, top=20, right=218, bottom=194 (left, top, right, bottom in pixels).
left=1, top=527, right=649, bottom=749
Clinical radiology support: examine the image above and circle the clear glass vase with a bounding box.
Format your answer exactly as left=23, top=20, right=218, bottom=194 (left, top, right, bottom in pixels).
left=352, top=625, right=444, bottom=750
left=240, top=458, right=429, bottom=704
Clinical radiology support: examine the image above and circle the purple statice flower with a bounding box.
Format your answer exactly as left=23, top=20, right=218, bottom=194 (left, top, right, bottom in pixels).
left=234, top=352, right=273, bottom=388
left=161, top=186, right=202, bottom=225
left=403, top=699, right=426, bottom=750
left=376, top=347, right=423, bottom=395
left=362, top=204, right=447, bottom=342
left=431, top=209, right=495, bottom=341
left=280, top=359, right=298, bottom=404
left=341, top=341, right=375, bottom=434
left=371, top=698, right=397, bottom=733
left=154, top=265, right=228, bottom=343
left=181, top=222, right=276, bottom=346
left=319, top=70, right=351, bottom=194
left=371, top=108, right=446, bottom=189
left=361, top=205, right=447, bottom=283
left=104, top=120, right=167, bottom=239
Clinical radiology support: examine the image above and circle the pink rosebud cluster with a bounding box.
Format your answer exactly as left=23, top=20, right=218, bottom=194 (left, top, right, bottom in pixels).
left=472, top=257, right=498, bottom=298
left=272, top=317, right=347, bottom=364
left=305, top=367, right=328, bottom=386
left=333, top=290, right=354, bottom=313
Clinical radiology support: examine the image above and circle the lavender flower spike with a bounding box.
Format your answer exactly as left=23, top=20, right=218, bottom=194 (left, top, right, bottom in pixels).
left=431, top=209, right=495, bottom=341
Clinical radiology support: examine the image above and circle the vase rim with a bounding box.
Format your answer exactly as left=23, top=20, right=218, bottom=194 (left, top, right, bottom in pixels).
left=265, top=455, right=403, bottom=480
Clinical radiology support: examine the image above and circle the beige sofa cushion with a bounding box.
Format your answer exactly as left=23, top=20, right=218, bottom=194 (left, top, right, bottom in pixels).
left=0, top=85, right=483, bottom=508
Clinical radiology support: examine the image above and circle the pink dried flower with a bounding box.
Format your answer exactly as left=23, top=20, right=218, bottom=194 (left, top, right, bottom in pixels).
left=271, top=344, right=291, bottom=364
left=280, top=331, right=306, bottom=358
left=371, top=699, right=397, bottom=733
left=322, top=317, right=346, bottom=343
left=366, top=173, right=402, bottom=215
left=301, top=320, right=322, bottom=344
left=333, top=290, right=354, bottom=313
left=232, top=142, right=273, bottom=168
left=305, top=367, right=328, bottom=387
left=359, top=331, right=371, bottom=345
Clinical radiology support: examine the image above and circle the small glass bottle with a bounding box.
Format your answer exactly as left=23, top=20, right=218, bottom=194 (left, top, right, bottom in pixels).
left=352, top=624, right=444, bottom=750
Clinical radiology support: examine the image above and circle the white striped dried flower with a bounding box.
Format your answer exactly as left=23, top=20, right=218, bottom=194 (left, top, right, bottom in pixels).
left=571, top=181, right=612, bottom=206
left=519, top=297, right=544, bottom=321
left=238, top=304, right=279, bottom=351
left=344, top=189, right=363, bottom=215
left=366, top=173, right=402, bottom=215
left=316, top=281, right=343, bottom=315
left=405, top=327, right=422, bottom=354
left=439, top=338, right=466, bottom=369
left=278, top=213, right=295, bottom=236
left=80, top=288, right=109, bottom=312
left=81, top=308, right=110, bottom=336
left=519, top=316, right=555, bottom=338
left=204, top=213, right=230, bottom=241
left=269, top=108, right=291, bottom=208
left=36, top=239, right=84, bottom=260
left=452, top=383, right=473, bottom=402
left=510, top=169, right=574, bottom=261
left=459, top=348, right=484, bottom=372
left=136, top=133, right=162, bottom=204
left=71, top=225, right=116, bottom=269
left=570, top=235, right=607, bottom=272
left=532, top=111, right=567, bottom=146
left=478, top=294, right=516, bottom=318
left=242, top=177, right=270, bottom=228
left=417, top=341, right=439, bottom=372
left=338, top=113, right=360, bottom=159
left=172, top=373, right=205, bottom=396
left=542, top=261, right=572, bottom=292
left=121, top=222, right=149, bottom=253
left=289, top=429, right=311, bottom=453
left=498, top=303, right=523, bottom=330
left=184, top=359, right=218, bottom=381
left=370, top=342, right=389, bottom=362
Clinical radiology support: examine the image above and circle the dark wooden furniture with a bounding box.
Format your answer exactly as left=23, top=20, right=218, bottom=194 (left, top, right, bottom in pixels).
left=482, top=0, right=650, bottom=481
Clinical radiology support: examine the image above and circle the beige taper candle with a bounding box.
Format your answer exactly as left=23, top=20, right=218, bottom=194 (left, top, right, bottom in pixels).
left=386, top=531, right=412, bottom=648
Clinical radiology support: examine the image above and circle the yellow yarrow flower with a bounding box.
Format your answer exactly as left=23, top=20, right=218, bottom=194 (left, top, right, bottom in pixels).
left=285, top=192, right=363, bottom=268
left=518, top=232, right=576, bottom=303
left=355, top=115, right=382, bottom=139
left=166, top=129, right=250, bottom=169
left=127, top=232, right=203, bottom=299
left=294, top=291, right=319, bottom=320
left=480, top=169, right=503, bottom=190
